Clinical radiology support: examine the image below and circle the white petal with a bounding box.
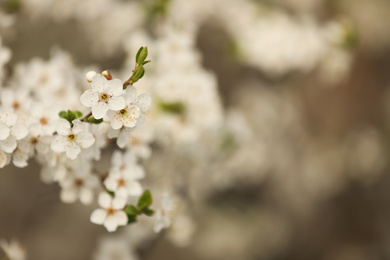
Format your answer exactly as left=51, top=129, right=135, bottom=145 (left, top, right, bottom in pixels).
left=107, top=96, right=125, bottom=111
left=125, top=86, right=137, bottom=103
left=79, top=188, right=94, bottom=205
left=80, top=89, right=99, bottom=107
left=107, top=128, right=120, bottom=139
left=91, top=74, right=108, bottom=93
left=98, top=192, right=112, bottom=208
left=117, top=129, right=131, bottom=148
left=0, top=136, right=16, bottom=153
left=111, top=151, right=122, bottom=167
left=90, top=209, right=107, bottom=225
left=0, top=151, right=7, bottom=168
left=92, top=102, right=109, bottom=119
left=112, top=196, right=127, bottom=210
left=110, top=116, right=123, bottom=130
left=114, top=211, right=128, bottom=226
left=65, top=141, right=81, bottom=160
left=56, top=119, right=71, bottom=135
left=104, top=176, right=118, bottom=191
left=72, top=121, right=87, bottom=134
left=50, top=135, right=67, bottom=152
left=60, top=188, right=78, bottom=203
left=11, top=123, right=28, bottom=140
left=76, top=132, right=95, bottom=148
left=104, top=215, right=119, bottom=232
left=126, top=181, right=143, bottom=197
left=135, top=94, right=152, bottom=113
left=108, top=78, right=124, bottom=96
left=0, top=123, right=10, bottom=140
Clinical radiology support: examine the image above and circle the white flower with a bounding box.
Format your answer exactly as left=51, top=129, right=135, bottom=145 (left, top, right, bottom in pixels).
left=107, top=86, right=151, bottom=130
left=80, top=74, right=126, bottom=119
left=108, top=126, right=134, bottom=149
left=154, top=193, right=175, bottom=233
left=0, top=149, right=9, bottom=168
left=104, top=150, right=144, bottom=198
left=0, top=111, right=28, bottom=153
left=59, top=166, right=100, bottom=205
left=0, top=239, right=25, bottom=260
left=51, top=119, right=95, bottom=160
left=90, top=192, right=128, bottom=232
left=104, top=169, right=143, bottom=198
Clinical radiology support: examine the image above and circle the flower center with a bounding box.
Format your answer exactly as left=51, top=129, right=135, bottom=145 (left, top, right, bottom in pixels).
left=12, top=101, right=20, bottom=110
left=74, top=179, right=84, bottom=187
left=40, top=117, right=48, bottom=125
left=117, top=178, right=126, bottom=187
left=100, top=93, right=109, bottom=102
left=119, top=108, right=127, bottom=115
left=67, top=134, right=76, bottom=141
left=106, top=208, right=115, bottom=215
left=30, top=137, right=39, bottom=144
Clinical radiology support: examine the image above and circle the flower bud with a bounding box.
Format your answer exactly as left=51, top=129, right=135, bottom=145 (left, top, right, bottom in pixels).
left=86, top=71, right=97, bottom=82
left=102, top=70, right=112, bottom=80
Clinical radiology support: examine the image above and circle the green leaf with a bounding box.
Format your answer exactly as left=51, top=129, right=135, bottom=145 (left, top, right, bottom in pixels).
left=87, top=117, right=103, bottom=124
left=73, top=111, right=83, bottom=119
left=135, top=47, right=144, bottom=64
left=59, top=111, right=67, bottom=118
left=105, top=189, right=115, bottom=196
left=137, top=190, right=153, bottom=210
left=142, top=60, right=151, bottom=65
left=136, top=47, right=148, bottom=64
left=125, top=205, right=139, bottom=215
left=158, top=101, right=186, bottom=115
left=141, top=208, right=155, bottom=216
left=127, top=214, right=137, bottom=224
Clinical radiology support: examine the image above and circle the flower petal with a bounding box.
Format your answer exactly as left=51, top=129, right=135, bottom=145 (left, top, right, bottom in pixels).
left=104, top=215, right=119, bottom=232
left=79, top=188, right=94, bottom=205
left=110, top=116, right=123, bottom=130
left=76, top=132, right=95, bottom=148
left=112, top=196, right=126, bottom=210
left=90, top=209, right=107, bottom=225
left=126, top=181, right=143, bottom=197
left=98, top=192, right=112, bottom=208
left=92, top=102, right=109, bottom=119
left=91, top=74, right=108, bottom=93
left=0, top=123, right=10, bottom=140
left=135, top=94, right=152, bottom=113
left=56, top=119, right=71, bottom=135
left=11, top=123, right=28, bottom=140
left=51, top=135, right=67, bottom=152
left=108, top=79, right=124, bottom=96
left=0, top=136, right=16, bottom=153
left=107, top=96, right=125, bottom=111
left=125, top=86, right=137, bottom=103
left=80, top=89, right=99, bottom=108
left=65, top=141, right=81, bottom=160
left=60, top=188, right=78, bottom=203
left=72, top=121, right=87, bottom=134
left=114, top=211, right=128, bottom=226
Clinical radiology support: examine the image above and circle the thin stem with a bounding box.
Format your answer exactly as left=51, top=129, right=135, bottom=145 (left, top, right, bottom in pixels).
left=80, top=111, right=92, bottom=122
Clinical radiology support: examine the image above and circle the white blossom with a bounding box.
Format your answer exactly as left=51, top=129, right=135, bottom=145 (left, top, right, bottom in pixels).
left=51, top=119, right=95, bottom=160
left=90, top=192, right=128, bottom=232
left=80, top=74, right=126, bottom=119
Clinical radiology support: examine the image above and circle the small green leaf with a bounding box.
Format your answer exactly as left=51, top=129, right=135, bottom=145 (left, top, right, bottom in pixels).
left=125, top=205, right=139, bottom=215
left=105, top=189, right=115, bottom=196
left=73, top=111, right=83, bottom=119
left=135, top=47, right=144, bottom=64
left=137, top=190, right=153, bottom=210
left=158, top=101, right=186, bottom=115
left=59, top=111, right=67, bottom=118
left=141, top=208, right=154, bottom=216
left=136, top=47, right=148, bottom=64
left=142, top=60, right=151, bottom=65
left=87, top=117, right=103, bottom=124
left=127, top=214, right=137, bottom=224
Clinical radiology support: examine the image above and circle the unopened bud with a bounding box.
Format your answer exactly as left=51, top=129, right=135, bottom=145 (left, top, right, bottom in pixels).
left=86, top=71, right=97, bottom=82
left=102, top=70, right=112, bottom=80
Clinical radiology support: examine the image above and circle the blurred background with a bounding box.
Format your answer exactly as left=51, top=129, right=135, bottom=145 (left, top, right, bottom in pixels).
left=0, top=0, right=390, bottom=259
